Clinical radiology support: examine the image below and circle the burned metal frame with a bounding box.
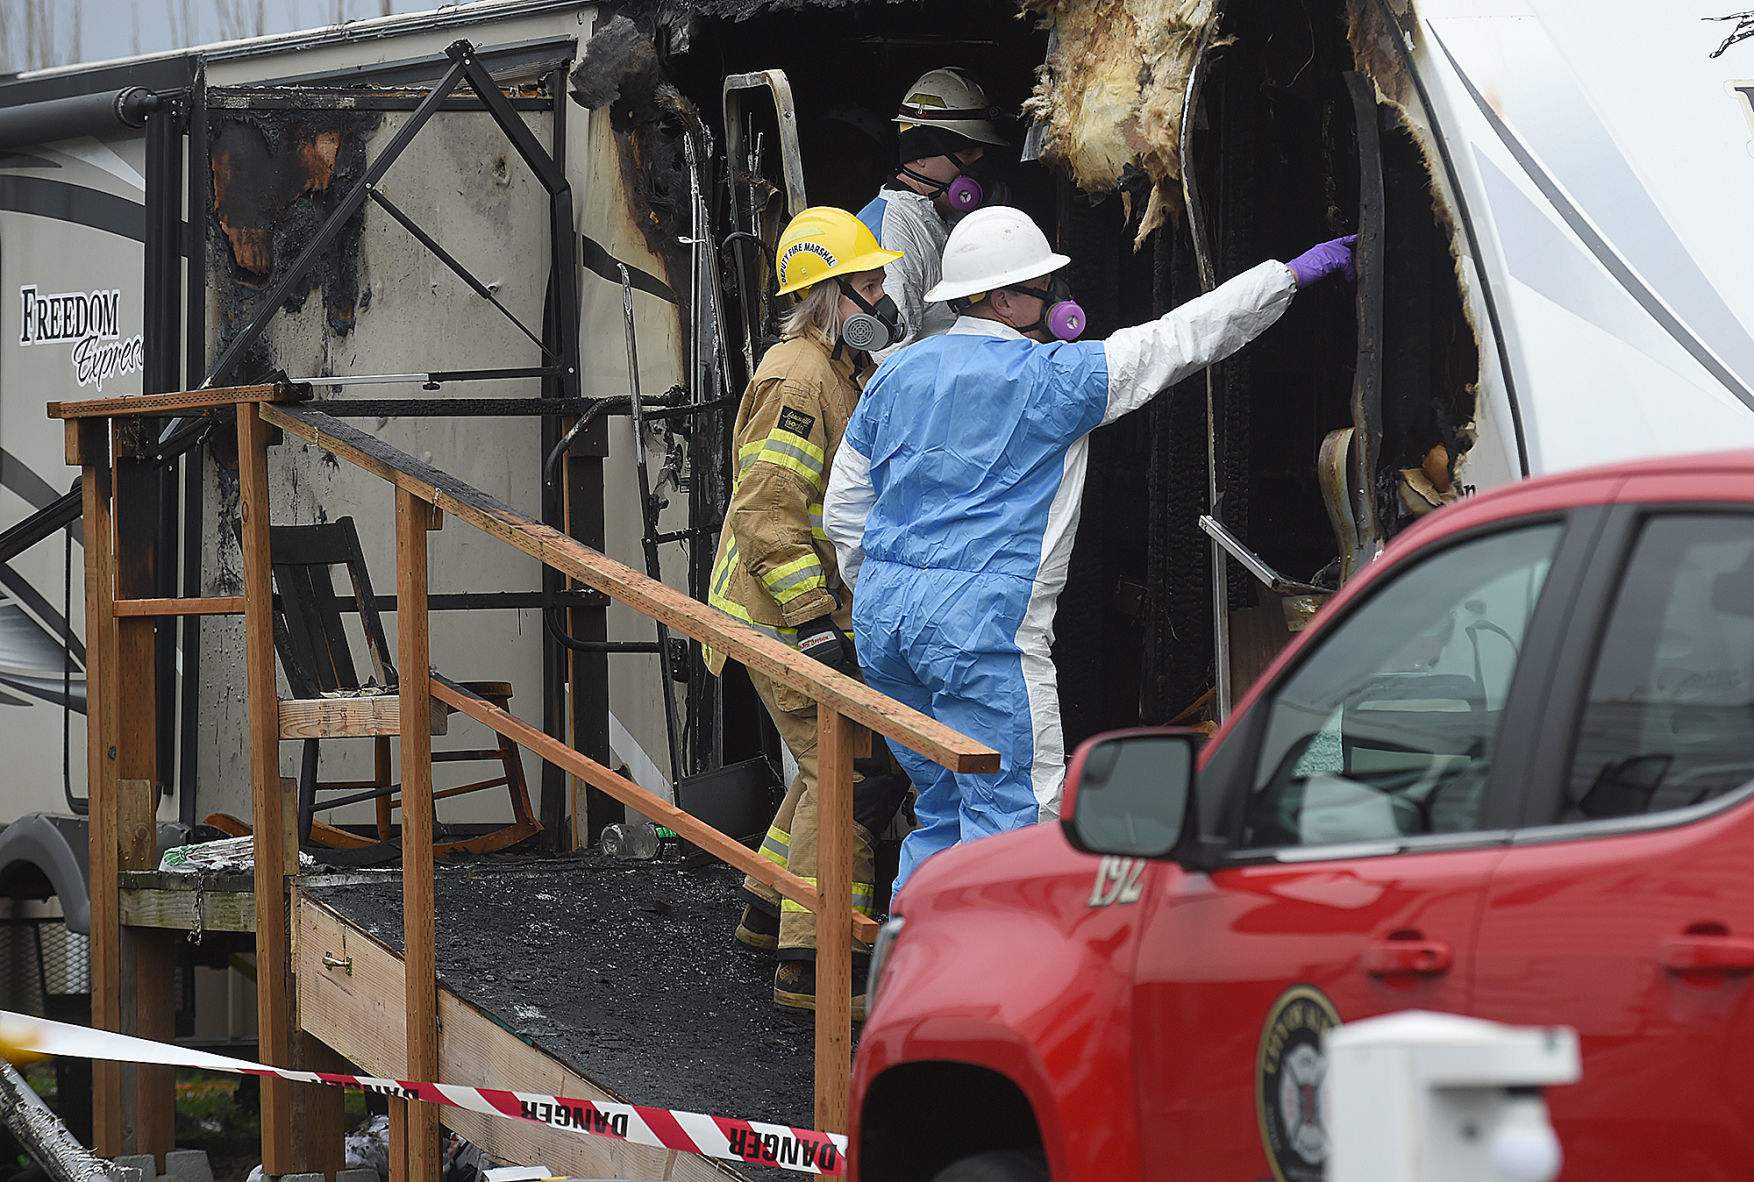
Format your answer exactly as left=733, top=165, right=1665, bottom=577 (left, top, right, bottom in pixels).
left=540, top=57, right=606, bottom=850
left=196, top=39, right=624, bottom=845
left=721, top=70, right=807, bottom=391
left=677, top=111, right=727, bottom=778
left=144, top=96, right=183, bottom=803
left=302, top=395, right=644, bottom=416
left=207, top=90, right=552, bottom=113
left=292, top=370, right=568, bottom=390
left=181, top=62, right=210, bottom=828
left=1346, top=70, right=1386, bottom=573
left=203, top=38, right=583, bottom=407
left=1197, top=515, right=1330, bottom=597
left=722, top=71, right=807, bottom=220
left=295, top=590, right=604, bottom=614
left=618, top=265, right=685, bottom=783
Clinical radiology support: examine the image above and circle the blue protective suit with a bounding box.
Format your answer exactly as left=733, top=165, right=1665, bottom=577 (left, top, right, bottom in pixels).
left=822, top=260, right=1298, bottom=889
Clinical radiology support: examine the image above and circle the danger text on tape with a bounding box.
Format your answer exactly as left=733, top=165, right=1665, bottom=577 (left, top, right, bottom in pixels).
left=0, top=1011, right=847, bottom=1176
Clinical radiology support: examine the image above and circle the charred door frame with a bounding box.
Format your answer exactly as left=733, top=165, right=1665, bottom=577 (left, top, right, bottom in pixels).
left=1368, top=0, right=1528, bottom=478
left=1179, top=0, right=1525, bottom=719
left=1338, top=68, right=1386, bottom=580
left=721, top=70, right=809, bottom=386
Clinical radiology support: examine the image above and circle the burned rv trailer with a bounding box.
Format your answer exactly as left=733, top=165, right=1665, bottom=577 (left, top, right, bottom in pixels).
left=0, top=9, right=733, bottom=1082
left=8, top=0, right=1754, bottom=1173
left=598, top=0, right=1487, bottom=730
left=0, top=0, right=1496, bottom=901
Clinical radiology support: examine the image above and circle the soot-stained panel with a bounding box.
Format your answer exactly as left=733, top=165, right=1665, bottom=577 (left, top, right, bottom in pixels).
left=208, top=105, right=381, bottom=376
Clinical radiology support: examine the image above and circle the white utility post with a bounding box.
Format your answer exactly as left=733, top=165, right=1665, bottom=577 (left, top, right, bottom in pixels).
left=1325, top=1011, right=1580, bottom=1182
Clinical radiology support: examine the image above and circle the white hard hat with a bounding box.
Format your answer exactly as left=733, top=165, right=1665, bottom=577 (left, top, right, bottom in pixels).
left=894, top=67, right=1008, bottom=147
left=924, top=206, right=1071, bottom=302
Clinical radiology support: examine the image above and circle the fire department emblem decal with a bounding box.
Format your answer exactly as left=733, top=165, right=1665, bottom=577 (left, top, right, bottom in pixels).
left=1256, top=985, right=1341, bottom=1182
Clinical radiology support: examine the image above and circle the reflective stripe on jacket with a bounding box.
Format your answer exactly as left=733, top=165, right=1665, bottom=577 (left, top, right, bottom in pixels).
left=706, top=326, right=868, bottom=676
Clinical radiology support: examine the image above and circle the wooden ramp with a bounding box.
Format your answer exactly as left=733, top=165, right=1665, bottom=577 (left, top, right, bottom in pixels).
left=297, top=885, right=735, bottom=1182
left=64, top=385, right=993, bottom=1178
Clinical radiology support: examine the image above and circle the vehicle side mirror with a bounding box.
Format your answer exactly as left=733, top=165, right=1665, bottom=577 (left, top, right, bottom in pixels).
left=1060, top=728, right=1199, bottom=860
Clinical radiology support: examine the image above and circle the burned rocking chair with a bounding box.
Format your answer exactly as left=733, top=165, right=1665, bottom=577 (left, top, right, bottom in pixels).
left=267, top=517, right=540, bottom=856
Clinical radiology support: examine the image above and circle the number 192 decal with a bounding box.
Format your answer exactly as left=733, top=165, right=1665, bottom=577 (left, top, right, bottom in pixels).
left=1088, top=855, right=1145, bottom=907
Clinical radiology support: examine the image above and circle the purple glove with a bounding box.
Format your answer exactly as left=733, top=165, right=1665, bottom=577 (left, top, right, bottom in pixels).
left=1287, top=234, right=1359, bottom=287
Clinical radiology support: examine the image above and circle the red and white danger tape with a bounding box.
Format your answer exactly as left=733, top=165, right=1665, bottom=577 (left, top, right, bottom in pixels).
left=0, top=1011, right=846, bottom=1176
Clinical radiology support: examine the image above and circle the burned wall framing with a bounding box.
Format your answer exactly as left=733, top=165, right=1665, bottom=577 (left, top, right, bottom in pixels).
left=200, top=42, right=582, bottom=394
left=1139, top=0, right=1490, bottom=712
left=194, top=40, right=608, bottom=848
left=635, top=0, right=1492, bottom=735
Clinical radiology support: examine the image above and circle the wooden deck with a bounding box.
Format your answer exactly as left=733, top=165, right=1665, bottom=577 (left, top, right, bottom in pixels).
left=117, top=858, right=812, bottom=1181
left=119, top=871, right=256, bottom=934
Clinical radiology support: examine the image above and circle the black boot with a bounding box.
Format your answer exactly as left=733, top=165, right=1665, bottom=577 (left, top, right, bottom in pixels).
left=735, top=903, right=780, bottom=951
left=773, top=958, right=868, bottom=1022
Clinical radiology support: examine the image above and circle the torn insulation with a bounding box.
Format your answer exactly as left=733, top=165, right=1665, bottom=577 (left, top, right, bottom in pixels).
left=1347, top=0, right=1415, bottom=107
left=1022, top=0, right=1217, bottom=248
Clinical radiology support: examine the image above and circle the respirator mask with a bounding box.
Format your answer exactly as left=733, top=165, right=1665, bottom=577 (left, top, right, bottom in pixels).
left=898, top=154, right=1010, bottom=214
left=943, top=154, right=1010, bottom=214
left=1003, top=274, right=1086, bottom=342
left=838, top=279, right=905, bottom=353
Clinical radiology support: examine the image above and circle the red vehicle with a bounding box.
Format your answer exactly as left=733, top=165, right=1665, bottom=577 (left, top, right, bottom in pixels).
left=850, top=452, right=1754, bottom=1182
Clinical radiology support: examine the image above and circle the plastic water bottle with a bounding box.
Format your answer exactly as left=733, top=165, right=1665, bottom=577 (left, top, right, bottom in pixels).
left=600, top=822, right=678, bottom=860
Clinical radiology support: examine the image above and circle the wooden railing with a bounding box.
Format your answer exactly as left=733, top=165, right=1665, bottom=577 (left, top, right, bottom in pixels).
left=53, top=384, right=998, bottom=1182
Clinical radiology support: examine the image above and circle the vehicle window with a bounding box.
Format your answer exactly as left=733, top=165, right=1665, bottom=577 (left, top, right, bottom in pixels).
left=1562, top=514, right=1754, bottom=822
left=1243, top=524, right=1562, bottom=849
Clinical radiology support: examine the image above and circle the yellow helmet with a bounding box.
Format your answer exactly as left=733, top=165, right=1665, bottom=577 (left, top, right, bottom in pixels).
left=774, top=206, right=903, bottom=296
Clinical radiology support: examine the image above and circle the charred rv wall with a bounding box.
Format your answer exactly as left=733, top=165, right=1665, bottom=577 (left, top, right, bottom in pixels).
left=626, top=0, right=1479, bottom=735
left=194, top=88, right=566, bottom=823
left=208, top=105, right=379, bottom=375
left=1018, top=0, right=1480, bottom=708
left=569, top=16, right=698, bottom=304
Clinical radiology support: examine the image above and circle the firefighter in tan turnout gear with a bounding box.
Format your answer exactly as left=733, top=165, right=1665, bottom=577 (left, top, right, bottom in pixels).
left=706, top=206, right=912, bottom=1018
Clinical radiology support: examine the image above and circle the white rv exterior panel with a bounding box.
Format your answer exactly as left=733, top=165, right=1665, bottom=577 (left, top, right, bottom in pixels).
left=0, top=131, right=151, bottom=822
left=1413, top=2, right=1754, bottom=473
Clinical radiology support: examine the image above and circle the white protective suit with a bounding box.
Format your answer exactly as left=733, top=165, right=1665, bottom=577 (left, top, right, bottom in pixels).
left=856, top=186, right=958, bottom=361
left=824, top=260, right=1299, bottom=891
